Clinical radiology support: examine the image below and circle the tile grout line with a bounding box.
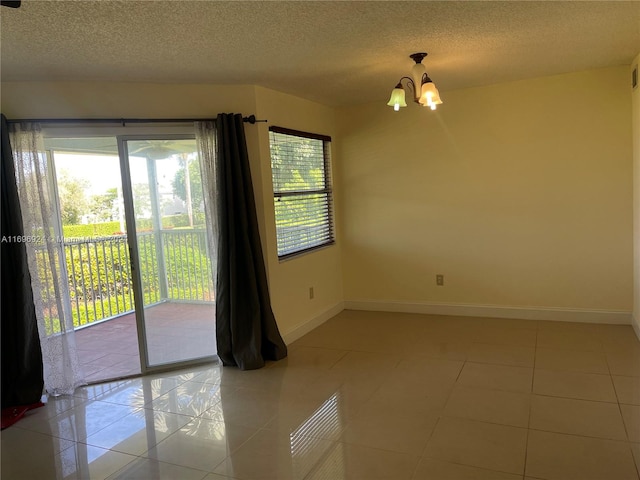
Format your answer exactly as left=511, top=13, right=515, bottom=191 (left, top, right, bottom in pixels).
left=605, top=337, right=639, bottom=478
left=522, top=326, right=539, bottom=478
left=604, top=335, right=634, bottom=445
left=525, top=426, right=630, bottom=443
left=411, top=351, right=468, bottom=477
left=524, top=327, right=537, bottom=478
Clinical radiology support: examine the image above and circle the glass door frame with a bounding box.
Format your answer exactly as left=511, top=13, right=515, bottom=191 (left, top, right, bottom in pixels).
left=117, top=133, right=218, bottom=375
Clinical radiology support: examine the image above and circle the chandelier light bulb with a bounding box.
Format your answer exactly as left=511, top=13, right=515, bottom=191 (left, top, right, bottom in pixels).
left=387, top=83, right=407, bottom=112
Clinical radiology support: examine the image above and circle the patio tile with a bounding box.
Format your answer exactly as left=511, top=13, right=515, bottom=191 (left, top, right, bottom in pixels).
left=75, top=303, right=216, bottom=383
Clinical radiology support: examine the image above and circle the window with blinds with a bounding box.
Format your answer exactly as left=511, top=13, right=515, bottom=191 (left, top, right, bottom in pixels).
left=268, top=126, right=334, bottom=259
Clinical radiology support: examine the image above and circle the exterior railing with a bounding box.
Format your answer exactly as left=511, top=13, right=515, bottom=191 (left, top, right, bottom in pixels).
left=35, top=229, right=214, bottom=330
left=63, top=234, right=134, bottom=327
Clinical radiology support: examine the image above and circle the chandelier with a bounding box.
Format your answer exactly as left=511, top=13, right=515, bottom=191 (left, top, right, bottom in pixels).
left=387, top=52, right=443, bottom=111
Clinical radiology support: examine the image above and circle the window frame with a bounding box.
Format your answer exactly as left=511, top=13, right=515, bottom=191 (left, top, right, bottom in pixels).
left=268, top=126, right=335, bottom=260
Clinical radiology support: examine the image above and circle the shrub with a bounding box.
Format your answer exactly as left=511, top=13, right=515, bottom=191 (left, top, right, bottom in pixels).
left=63, top=221, right=122, bottom=238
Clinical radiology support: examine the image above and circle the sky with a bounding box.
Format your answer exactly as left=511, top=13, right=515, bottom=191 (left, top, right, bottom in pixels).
left=53, top=152, right=182, bottom=197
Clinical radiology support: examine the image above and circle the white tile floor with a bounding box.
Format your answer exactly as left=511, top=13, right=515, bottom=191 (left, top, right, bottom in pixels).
left=3, top=310, right=640, bottom=479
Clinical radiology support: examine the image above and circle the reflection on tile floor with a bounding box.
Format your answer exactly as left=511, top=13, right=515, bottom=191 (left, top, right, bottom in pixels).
left=3, top=310, right=640, bottom=479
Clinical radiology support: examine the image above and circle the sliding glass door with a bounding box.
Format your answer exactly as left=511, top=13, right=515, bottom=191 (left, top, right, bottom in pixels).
left=120, top=137, right=216, bottom=368
left=43, top=131, right=216, bottom=383
left=45, top=136, right=142, bottom=383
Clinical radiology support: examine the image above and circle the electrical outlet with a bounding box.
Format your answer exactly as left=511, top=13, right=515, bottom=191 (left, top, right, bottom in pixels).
left=309, top=287, right=314, bottom=299
left=436, top=274, right=444, bottom=286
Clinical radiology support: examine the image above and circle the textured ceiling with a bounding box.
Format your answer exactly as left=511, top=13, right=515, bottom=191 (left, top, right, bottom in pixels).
left=1, top=1, right=639, bottom=107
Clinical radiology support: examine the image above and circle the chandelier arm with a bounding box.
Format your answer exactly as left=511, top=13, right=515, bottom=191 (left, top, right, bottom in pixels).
left=397, top=76, right=420, bottom=102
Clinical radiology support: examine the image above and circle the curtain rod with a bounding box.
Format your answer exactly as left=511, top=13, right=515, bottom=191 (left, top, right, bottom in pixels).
left=5, top=114, right=267, bottom=126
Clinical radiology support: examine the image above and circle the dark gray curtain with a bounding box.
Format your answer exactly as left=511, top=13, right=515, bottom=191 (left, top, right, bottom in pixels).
left=1, top=114, right=44, bottom=408
left=215, top=113, right=287, bottom=370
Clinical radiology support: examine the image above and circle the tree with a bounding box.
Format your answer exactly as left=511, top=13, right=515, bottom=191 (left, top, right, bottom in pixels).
left=89, top=188, right=118, bottom=222
left=270, top=136, right=326, bottom=228
left=171, top=157, right=203, bottom=209
left=58, top=170, right=88, bottom=225
left=132, top=183, right=152, bottom=220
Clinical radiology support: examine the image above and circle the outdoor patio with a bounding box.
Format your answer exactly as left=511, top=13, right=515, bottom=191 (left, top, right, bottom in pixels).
left=74, top=302, right=216, bottom=383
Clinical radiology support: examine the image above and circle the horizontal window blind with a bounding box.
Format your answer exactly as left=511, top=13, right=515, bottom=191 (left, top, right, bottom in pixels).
left=269, top=127, right=334, bottom=259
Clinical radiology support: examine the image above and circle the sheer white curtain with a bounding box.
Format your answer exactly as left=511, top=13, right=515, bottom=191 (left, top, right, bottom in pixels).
left=195, top=121, right=218, bottom=279
left=10, top=123, right=85, bottom=396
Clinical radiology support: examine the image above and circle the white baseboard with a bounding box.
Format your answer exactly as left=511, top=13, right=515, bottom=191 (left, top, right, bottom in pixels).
left=344, top=300, right=632, bottom=325
left=281, top=302, right=345, bottom=345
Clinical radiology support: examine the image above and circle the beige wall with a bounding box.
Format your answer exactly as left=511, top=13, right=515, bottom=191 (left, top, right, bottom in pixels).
left=337, top=67, right=633, bottom=316
left=254, top=86, right=343, bottom=339
left=2, top=66, right=634, bottom=329
left=1, top=81, right=344, bottom=341
left=0, top=82, right=259, bottom=119
left=633, top=54, right=640, bottom=336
